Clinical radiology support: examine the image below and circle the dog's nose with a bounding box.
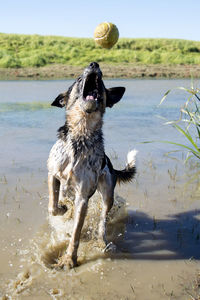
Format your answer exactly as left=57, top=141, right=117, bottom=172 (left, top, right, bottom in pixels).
left=89, top=62, right=99, bottom=69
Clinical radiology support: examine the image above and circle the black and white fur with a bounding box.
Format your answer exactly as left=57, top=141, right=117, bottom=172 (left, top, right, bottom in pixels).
left=47, top=62, right=137, bottom=269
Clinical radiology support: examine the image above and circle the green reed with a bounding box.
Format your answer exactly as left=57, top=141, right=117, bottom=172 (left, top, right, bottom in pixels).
left=160, top=85, right=200, bottom=161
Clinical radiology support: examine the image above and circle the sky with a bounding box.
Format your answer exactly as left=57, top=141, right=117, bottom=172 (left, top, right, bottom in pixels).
left=0, top=0, right=199, bottom=41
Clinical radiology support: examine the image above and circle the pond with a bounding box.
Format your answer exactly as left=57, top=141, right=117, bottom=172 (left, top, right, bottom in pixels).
left=0, top=79, right=200, bottom=299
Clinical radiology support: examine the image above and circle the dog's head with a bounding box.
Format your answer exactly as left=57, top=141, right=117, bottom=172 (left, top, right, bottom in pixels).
left=51, top=62, right=125, bottom=114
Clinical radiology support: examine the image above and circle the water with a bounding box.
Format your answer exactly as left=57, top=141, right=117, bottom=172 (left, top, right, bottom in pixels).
left=0, top=79, right=200, bottom=299
left=0, top=79, right=194, bottom=173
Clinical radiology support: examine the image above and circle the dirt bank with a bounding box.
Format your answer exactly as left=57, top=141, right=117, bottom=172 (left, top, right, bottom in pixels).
left=0, top=63, right=200, bottom=80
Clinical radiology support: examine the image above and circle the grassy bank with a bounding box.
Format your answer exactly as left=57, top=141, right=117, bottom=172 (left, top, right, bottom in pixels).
left=0, top=33, right=200, bottom=78
left=1, top=63, right=200, bottom=80
left=1, top=33, right=200, bottom=67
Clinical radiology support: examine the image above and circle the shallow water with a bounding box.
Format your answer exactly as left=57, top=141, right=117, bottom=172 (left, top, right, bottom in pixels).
left=0, top=79, right=200, bottom=299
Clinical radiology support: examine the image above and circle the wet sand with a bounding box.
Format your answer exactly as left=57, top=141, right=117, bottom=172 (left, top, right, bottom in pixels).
left=0, top=63, right=200, bottom=80
left=1, top=161, right=200, bottom=299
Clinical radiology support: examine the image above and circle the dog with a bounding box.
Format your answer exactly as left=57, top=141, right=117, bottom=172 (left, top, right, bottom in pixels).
left=47, top=62, right=137, bottom=269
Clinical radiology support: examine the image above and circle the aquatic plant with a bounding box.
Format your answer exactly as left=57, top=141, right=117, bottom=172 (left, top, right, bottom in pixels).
left=160, top=84, right=200, bottom=161
left=0, top=102, right=51, bottom=112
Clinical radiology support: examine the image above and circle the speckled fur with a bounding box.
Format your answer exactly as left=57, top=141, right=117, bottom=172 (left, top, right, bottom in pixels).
left=47, top=62, right=137, bottom=269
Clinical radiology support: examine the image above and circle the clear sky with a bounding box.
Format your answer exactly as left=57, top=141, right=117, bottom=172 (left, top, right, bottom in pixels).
left=0, top=0, right=199, bottom=41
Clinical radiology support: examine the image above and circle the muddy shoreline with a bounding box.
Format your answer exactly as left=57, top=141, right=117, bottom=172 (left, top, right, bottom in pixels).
left=1, top=63, right=200, bottom=80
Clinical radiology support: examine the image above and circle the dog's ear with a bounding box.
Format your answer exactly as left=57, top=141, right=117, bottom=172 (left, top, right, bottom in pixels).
left=106, top=87, right=125, bottom=108
left=51, top=92, right=67, bottom=108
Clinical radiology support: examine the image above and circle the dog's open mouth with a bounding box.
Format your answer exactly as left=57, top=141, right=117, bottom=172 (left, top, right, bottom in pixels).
left=83, top=73, right=99, bottom=102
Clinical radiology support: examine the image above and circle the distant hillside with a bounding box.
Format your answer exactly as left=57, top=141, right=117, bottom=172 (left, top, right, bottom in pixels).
left=0, top=33, right=200, bottom=69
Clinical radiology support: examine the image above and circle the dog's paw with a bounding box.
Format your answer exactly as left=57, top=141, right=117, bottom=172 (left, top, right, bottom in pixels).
left=54, top=254, right=77, bottom=270
left=49, top=205, right=67, bottom=216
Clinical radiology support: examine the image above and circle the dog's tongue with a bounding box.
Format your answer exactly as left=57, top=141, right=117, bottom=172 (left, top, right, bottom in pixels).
left=86, top=95, right=95, bottom=101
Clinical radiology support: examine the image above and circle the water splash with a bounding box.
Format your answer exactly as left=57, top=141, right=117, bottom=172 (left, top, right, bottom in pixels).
left=2, top=194, right=127, bottom=298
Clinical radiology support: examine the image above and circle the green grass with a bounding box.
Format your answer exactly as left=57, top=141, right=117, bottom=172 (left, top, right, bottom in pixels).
left=160, top=86, right=200, bottom=161
left=0, top=33, right=200, bottom=68
left=144, top=85, right=200, bottom=162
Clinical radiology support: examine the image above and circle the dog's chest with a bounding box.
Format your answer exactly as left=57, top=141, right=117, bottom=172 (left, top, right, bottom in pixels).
left=47, top=139, right=72, bottom=176
left=48, top=136, right=104, bottom=180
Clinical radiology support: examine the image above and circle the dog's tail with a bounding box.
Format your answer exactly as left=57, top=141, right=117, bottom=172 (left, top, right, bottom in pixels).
left=115, top=149, right=137, bottom=184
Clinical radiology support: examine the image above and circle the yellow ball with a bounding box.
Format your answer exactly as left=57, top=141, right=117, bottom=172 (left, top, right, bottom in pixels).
left=94, top=22, right=119, bottom=49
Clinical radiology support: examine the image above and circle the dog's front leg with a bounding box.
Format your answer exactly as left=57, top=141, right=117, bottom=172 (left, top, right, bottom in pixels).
left=48, top=173, right=67, bottom=216
left=57, top=194, right=88, bottom=269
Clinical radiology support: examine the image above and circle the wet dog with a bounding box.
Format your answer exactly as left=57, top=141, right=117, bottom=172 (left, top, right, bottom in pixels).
left=47, top=62, right=137, bottom=269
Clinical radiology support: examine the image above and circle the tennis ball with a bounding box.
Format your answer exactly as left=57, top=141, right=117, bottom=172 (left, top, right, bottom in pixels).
left=94, top=22, right=119, bottom=49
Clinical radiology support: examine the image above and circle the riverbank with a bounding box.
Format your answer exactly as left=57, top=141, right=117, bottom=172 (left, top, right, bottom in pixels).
left=1, top=63, right=200, bottom=80
left=1, top=34, right=200, bottom=79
